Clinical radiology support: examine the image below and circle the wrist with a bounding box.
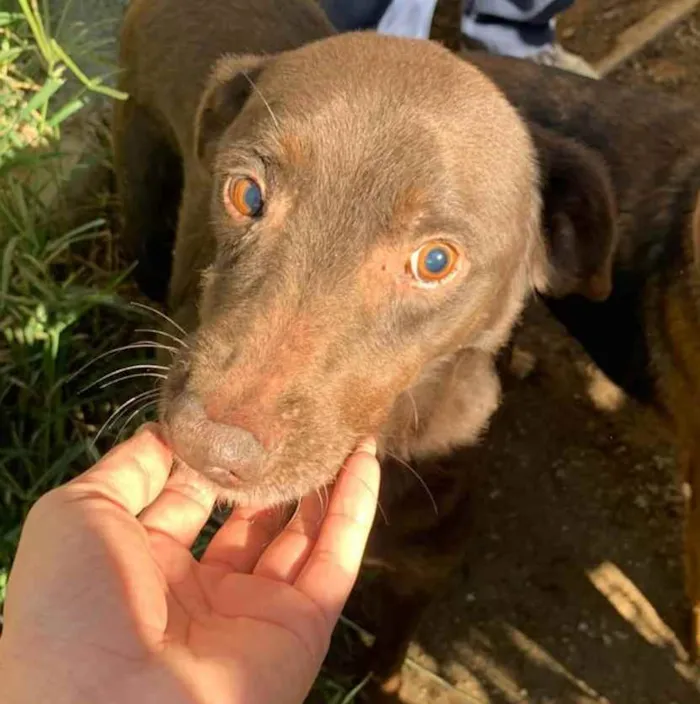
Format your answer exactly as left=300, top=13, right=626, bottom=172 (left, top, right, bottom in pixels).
left=0, top=641, right=39, bottom=704
left=0, top=638, right=81, bottom=704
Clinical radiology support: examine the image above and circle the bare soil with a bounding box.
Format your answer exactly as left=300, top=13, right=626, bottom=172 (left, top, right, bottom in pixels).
left=334, top=2, right=700, bottom=702
left=610, top=4, right=700, bottom=102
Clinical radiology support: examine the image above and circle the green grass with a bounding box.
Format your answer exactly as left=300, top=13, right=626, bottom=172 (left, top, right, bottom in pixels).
left=0, top=2, right=368, bottom=699
left=0, top=0, right=156, bottom=584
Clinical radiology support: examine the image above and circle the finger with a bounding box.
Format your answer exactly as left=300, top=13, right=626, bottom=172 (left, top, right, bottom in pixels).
left=139, top=462, right=217, bottom=549
left=200, top=503, right=287, bottom=573
left=252, top=489, right=327, bottom=583
left=63, top=423, right=173, bottom=516
left=253, top=439, right=377, bottom=584
left=293, top=440, right=380, bottom=627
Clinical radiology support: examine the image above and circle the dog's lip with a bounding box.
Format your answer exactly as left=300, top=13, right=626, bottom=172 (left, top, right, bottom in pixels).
left=168, top=424, right=372, bottom=492
left=205, top=466, right=243, bottom=488
left=172, top=450, right=245, bottom=488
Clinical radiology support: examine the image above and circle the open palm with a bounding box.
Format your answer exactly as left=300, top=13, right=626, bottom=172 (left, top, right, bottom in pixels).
left=0, top=427, right=380, bottom=704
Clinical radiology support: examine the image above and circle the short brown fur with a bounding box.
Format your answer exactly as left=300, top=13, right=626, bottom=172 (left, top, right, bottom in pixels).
left=113, top=1, right=617, bottom=698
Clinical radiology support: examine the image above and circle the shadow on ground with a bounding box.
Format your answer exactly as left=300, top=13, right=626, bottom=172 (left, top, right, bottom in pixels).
left=398, top=303, right=699, bottom=703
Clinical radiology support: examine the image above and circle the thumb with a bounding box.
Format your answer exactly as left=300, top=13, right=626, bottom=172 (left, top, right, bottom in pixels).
left=64, top=422, right=174, bottom=516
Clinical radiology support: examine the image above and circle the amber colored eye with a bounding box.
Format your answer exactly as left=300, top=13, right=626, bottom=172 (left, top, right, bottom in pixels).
left=409, top=241, right=459, bottom=284
left=225, top=176, right=264, bottom=218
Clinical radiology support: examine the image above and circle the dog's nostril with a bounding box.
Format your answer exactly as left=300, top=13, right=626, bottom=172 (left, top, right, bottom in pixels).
left=166, top=392, right=265, bottom=481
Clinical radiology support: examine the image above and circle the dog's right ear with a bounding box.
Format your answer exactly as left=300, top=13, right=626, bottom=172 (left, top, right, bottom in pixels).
left=529, top=125, right=619, bottom=302
left=194, top=54, right=272, bottom=165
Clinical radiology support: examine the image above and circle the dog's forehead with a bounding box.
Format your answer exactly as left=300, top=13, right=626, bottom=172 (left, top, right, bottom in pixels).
left=217, top=34, right=537, bottom=259
left=253, top=34, right=535, bottom=204
left=263, top=32, right=508, bottom=116
left=262, top=113, right=533, bottom=257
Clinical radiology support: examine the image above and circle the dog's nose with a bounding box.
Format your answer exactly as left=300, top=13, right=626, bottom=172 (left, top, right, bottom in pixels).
left=165, top=392, right=265, bottom=481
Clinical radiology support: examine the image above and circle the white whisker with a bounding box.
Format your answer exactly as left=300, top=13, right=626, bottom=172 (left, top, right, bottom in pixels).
left=320, top=483, right=329, bottom=517
left=70, top=342, right=173, bottom=383
left=345, top=467, right=389, bottom=526
left=285, top=498, right=302, bottom=529
left=116, top=398, right=161, bottom=440
left=130, top=340, right=178, bottom=355
left=405, top=390, right=420, bottom=432
left=99, top=372, right=168, bottom=390
left=130, top=301, right=187, bottom=336
left=384, top=449, right=438, bottom=516
left=92, top=389, right=160, bottom=446
left=376, top=499, right=389, bottom=526
left=135, top=327, right=188, bottom=349
left=80, top=363, right=169, bottom=394
left=241, top=69, right=280, bottom=130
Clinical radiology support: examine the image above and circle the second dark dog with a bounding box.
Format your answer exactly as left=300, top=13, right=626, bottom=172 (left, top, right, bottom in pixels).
left=466, top=49, right=700, bottom=658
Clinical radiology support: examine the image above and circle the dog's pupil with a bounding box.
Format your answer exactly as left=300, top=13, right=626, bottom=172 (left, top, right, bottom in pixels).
left=424, top=247, right=448, bottom=273
left=244, top=182, right=262, bottom=214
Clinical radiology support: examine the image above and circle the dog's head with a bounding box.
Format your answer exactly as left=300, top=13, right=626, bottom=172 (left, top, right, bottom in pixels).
left=160, top=33, right=615, bottom=506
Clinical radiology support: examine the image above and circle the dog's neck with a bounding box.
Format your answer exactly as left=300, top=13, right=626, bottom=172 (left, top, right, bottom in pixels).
left=378, top=346, right=502, bottom=465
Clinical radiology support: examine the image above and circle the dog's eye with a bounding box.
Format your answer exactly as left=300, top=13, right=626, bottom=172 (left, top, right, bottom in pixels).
left=225, top=176, right=264, bottom=218
left=409, top=241, right=459, bottom=285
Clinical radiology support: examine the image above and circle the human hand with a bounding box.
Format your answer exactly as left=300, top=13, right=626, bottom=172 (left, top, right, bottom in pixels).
left=0, top=424, right=380, bottom=704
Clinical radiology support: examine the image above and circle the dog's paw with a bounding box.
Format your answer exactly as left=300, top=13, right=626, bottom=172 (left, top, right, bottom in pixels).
left=361, top=673, right=404, bottom=704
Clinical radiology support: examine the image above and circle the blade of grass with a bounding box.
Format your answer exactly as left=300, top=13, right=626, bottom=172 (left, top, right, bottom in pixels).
left=0, top=236, right=21, bottom=303
left=16, top=0, right=52, bottom=60
left=49, top=38, right=127, bottom=100
left=45, top=94, right=86, bottom=127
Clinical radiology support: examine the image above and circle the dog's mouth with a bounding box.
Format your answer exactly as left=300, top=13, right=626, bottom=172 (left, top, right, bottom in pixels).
left=200, top=465, right=243, bottom=489
left=162, top=388, right=368, bottom=506
left=172, top=449, right=354, bottom=508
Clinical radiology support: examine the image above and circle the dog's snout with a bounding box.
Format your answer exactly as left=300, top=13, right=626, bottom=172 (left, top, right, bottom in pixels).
left=166, top=392, right=265, bottom=482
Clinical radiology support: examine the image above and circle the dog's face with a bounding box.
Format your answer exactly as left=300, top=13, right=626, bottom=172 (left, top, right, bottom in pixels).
left=160, top=33, right=615, bottom=507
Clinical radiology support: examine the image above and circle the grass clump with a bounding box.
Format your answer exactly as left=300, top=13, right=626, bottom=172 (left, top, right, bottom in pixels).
left=0, top=0, right=155, bottom=590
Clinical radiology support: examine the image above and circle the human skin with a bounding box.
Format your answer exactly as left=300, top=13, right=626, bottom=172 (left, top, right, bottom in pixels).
left=0, top=424, right=380, bottom=704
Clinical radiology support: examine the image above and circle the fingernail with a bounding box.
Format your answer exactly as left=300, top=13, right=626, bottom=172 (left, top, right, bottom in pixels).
left=134, top=421, right=158, bottom=437
left=354, top=436, right=377, bottom=457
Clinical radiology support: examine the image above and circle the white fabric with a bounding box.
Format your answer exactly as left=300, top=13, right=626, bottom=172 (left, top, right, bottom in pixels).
left=376, top=0, right=439, bottom=39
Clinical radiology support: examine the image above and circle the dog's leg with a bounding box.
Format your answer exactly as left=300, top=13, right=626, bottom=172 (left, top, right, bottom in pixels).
left=364, top=580, right=437, bottom=702
left=359, top=460, right=472, bottom=703
left=112, top=99, right=182, bottom=303
left=681, top=441, right=700, bottom=659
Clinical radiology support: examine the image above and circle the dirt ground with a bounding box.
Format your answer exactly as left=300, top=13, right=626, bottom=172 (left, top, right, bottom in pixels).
left=341, top=2, right=700, bottom=702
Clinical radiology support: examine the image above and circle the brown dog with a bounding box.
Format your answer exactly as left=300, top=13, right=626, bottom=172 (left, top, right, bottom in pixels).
left=112, top=1, right=617, bottom=697
left=463, top=49, right=700, bottom=658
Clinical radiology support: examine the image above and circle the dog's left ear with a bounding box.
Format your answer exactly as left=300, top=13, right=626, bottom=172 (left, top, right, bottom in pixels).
left=529, top=125, right=619, bottom=302
left=194, top=53, right=273, bottom=167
